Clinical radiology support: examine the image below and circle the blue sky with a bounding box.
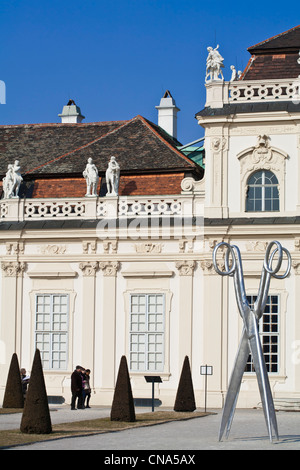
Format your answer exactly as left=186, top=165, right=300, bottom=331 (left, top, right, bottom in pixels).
left=0, top=0, right=299, bottom=144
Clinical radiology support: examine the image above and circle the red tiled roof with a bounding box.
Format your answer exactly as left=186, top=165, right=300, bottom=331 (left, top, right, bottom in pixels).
left=29, top=173, right=185, bottom=198
left=23, top=116, right=197, bottom=175
left=241, top=53, right=300, bottom=80
left=248, top=24, right=300, bottom=53
left=241, top=25, right=300, bottom=80
left=0, top=116, right=198, bottom=176
left=0, top=115, right=202, bottom=198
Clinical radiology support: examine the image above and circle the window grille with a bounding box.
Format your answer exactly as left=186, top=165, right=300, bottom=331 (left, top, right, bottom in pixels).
left=246, top=170, right=279, bottom=212
left=35, top=294, right=69, bottom=370
left=129, top=294, right=165, bottom=372
left=245, top=295, right=279, bottom=373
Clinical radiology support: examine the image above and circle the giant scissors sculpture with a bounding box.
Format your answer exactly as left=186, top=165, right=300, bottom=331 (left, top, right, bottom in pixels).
left=213, top=241, right=291, bottom=442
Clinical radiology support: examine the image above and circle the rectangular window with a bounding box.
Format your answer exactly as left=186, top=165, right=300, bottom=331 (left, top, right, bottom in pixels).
left=35, top=294, right=69, bottom=370
left=245, top=295, right=279, bottom=373
left=129, top=294, right=165, bottom=372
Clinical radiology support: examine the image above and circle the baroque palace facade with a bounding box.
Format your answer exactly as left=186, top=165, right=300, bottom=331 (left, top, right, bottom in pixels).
left=1, top=25, right=300, bottom=409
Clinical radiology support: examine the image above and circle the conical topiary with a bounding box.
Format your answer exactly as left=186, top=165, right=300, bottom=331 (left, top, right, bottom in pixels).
left=2, top=353, right=24, bottom=408
left=174, top=356, right=196, bottom=412
left=20, top=349, right=52, bottom=434
left=110, top=355, right=136, bottom=422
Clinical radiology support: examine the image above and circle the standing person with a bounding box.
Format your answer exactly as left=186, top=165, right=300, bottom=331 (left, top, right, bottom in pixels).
left=20, top=368, right=30, bottom=399
left=71, top=365, right=84, bottom=410
left=82, top=369, right=91, bottom=408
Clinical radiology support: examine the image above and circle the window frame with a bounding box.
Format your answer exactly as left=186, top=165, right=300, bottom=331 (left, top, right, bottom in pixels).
left=246, top=170, right=279, bottom=213
left=34, top=293, right=69, bottom=371
left=245, top=294, right=280, bottom=374
left=129, top=293, right=165, bottom=373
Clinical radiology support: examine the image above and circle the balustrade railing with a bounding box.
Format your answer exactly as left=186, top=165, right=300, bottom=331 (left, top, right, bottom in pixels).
left=0, top=194, right=201, bottom=222
left=205, top=77, right=300, bottom=109
left=229, top=78, right=300, bottom=103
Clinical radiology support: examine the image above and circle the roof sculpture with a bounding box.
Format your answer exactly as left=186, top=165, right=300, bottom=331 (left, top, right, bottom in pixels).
left=0, top=115, right=202, bottom=198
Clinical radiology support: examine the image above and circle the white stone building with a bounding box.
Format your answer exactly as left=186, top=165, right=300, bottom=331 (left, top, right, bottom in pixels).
left=1, top=25, right=300, bottom=411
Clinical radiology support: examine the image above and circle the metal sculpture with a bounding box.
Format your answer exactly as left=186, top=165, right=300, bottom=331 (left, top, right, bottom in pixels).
left=213, top=241, right=291, bottom=442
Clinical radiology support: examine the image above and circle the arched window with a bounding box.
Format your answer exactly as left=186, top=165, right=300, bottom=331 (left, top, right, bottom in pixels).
left=246, top=170, right=279, bottom=212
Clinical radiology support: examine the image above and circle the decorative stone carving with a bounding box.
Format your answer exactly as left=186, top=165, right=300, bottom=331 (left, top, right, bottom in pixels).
left=175, top=260, right=196, bottom=276
left=238, top=134, right=287, bottom=172
left=1, top=261, right=26, bottom=277
left=179, top=239, right=194, bottom=253
left=82, top=241, right=97, bottom=255
left=208, top=239, right=222, bottom=251
left=79, top=261, right=99, bottom=276
left=106, top=156, right=120, bottom=196
left=83, top=158, right=99, bottom=197
left=2, top=160, right=23, bottom=199
left=201, top=259, right=225, bottom=274
left=292, top=260, right=300, bottom=275
left=103, top=240, right=118, bottom=254
left=252, top=135, right=272, bottom=164
left=40, top=244, right=66, bottom=255
left=237, top=135, right=288, bottom=212
left=200, top=260, right=215, bottom=274
left=246, top=241, right=268, bottom=252
left=181, top=177, right=205, bottom=194
left=205, top=45, right=224, bottom=83
left=230, top=65, right=237, bottom=82
left=6, top=241, right=24, bottom=255
left=99, top=261, right=120, bottom=276
left=228, top=125, right=296, bottom=137
left=211, top=137, right=227, bottom=152
left=134, top=243, right=163, bottom=254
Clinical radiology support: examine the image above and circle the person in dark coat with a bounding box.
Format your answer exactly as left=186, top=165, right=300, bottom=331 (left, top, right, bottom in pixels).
left=20, top=368, right=30, bottom=399
left=71, top=365, right=84, bottom=410
left=82, top=369, right=92, bottom=408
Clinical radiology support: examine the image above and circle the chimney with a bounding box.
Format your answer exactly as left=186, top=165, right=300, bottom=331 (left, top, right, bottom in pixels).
left=155, top=90, right=180, bottom=139
left=58, top=99, right=85, bottom=123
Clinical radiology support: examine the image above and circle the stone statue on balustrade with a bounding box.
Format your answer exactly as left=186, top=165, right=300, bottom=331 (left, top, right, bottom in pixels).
left=106, top=156, right=120, bottom=196
left=205, top=45, right=225, bottom=83
left=2, top=160, right=23, bottom=199
left=83, top=157, right=99, bottom=197
left=230, top=65, right=242, bottom=82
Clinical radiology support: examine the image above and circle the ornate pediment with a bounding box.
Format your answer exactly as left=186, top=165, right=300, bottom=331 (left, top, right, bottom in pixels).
left=237, top=135, right=288, bottom=183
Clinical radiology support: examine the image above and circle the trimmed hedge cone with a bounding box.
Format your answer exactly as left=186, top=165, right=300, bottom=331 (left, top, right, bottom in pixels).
left=174, top=356, right=196, bottom=412
left=110, top=355, right=136, bottom=422
left=20, top=349, right=52, bottom=434
left=2, top=353, right=24, bottom=409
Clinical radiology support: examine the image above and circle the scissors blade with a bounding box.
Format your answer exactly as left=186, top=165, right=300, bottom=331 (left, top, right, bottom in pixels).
left=248, top=317, right=279, bottom=442
left=219, top=327, right=250, bottom=441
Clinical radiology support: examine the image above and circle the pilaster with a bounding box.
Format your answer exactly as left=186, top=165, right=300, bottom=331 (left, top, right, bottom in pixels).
left=200, top=251, right=227, bottom=408
left=79, top=262, right=99, bottom=371
left=99, top=260, right=120, bottom=392
left=0, top=261, right=26, bottom=380
left=175, top=260, right=196, bottom=363
left=292, top=258, right=300, bottom=392
left=204, top=132, right=229, bottom=218
left=297, top=128, right=300, bottom=213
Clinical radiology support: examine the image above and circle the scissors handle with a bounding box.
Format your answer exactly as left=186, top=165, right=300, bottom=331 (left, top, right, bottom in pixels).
left=213, top=242, right=250, bottom=318
left=264, top=241, right=291, bottom=279
left=212, top=242, right=236, bottom=276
